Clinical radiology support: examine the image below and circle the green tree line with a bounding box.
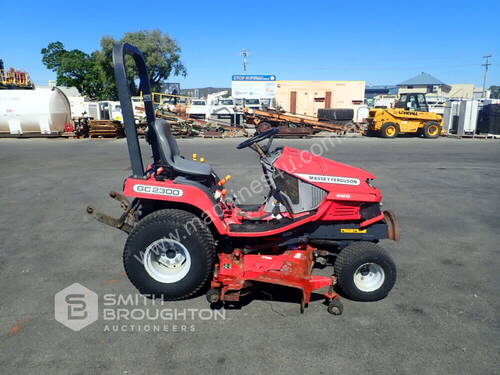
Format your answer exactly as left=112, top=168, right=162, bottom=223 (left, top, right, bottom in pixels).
left=41, top=30, right=187, bottom=100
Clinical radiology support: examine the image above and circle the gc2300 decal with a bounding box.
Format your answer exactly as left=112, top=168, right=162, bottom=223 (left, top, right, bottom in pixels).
left=296, top=173, right=360, bottom=186
left=133, top=184, right=184, bottom=197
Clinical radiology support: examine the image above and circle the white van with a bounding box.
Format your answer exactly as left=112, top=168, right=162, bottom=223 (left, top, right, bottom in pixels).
left=187, top=99, right=209, bottom=119
left=211, top=98, right=236, bottom=119
left=243, top=98, right=262, bottom=110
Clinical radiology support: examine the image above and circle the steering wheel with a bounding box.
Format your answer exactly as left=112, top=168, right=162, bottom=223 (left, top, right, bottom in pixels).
left=237, top=127, right=279, bottom=150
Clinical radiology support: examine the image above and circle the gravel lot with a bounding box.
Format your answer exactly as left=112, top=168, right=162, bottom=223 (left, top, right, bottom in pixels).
left=0, top=137, right=498, bottom=375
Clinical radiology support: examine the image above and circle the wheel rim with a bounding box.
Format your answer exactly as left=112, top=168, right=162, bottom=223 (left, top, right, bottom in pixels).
left=353, top=263, right=385, bottom=292
left=386, top=126, right=395, bottom=136
left=143, top=238, right=191, bottom=283
left=428, top=125, right=438, bottom=136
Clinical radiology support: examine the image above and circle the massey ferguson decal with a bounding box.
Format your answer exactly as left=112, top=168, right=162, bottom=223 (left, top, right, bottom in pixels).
left=133, top=184, right=184, bottom=197
left=296, top=173, right=360, bottom=186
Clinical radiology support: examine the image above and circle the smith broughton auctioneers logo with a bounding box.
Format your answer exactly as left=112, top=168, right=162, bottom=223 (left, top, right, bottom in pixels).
left=54, top=283, right=99, bottom=331
left=54, top=283, right=226, bottom=332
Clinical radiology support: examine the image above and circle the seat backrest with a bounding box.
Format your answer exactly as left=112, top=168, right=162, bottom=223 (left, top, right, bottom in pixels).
left=152, top=119, right=179, bottom=166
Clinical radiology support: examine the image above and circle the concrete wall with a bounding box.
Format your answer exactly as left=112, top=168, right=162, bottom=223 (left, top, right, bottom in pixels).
left=275, top=80, right=365, bottom=117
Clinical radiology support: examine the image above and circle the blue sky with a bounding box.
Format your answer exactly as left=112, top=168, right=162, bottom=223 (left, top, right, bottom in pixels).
left=1, top=0, right=499, bottom=89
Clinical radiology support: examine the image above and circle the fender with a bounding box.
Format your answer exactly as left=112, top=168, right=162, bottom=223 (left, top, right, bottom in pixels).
left=123, top=177, right=228, bottom=234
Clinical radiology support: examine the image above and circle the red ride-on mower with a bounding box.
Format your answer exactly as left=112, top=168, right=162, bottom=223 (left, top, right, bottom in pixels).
left=87, top=44, right=400, bottom=315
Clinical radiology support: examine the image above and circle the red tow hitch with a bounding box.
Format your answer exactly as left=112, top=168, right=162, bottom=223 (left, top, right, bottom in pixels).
left=208, top=246, right=342, bottom=314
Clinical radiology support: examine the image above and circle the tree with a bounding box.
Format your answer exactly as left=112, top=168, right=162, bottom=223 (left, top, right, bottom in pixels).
left=99, top=30, right=187, bottom=95
left=489, top=85, right=500, bottom=99
left=41, top=30, right=187, bottom=100
left=41, top=42, right=104, bottom=99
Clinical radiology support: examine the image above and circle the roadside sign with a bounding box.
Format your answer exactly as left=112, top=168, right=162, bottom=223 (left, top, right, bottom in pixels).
left=232, top=75, right=276, bottom=99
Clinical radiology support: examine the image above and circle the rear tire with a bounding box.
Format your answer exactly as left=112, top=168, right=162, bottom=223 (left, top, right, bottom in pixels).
left=334, top=242, right=396, bottom=301
left=423, top=121, right=441, bottom=138
left=380, top=122, right=399, bottom=138
left=123, top=209, right=215, bottom=300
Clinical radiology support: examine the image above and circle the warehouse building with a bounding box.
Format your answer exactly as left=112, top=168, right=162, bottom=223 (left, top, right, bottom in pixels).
left=274, top=80, right=365, bottom=118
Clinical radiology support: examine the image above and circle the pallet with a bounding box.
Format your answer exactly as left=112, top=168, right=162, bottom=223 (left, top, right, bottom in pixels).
left=88, top=120, right=124, bottom=139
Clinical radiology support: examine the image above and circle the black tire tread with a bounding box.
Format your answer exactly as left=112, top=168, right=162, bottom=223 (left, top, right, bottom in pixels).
left=123, top=208, right=216, bottom=300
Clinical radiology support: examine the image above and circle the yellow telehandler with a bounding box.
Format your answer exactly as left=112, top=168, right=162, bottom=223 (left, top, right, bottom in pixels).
left=367, top=93, right=444, bottom=138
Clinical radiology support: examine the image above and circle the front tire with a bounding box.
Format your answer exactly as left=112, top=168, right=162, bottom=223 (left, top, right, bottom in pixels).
left=423, top=121, right=441, bottom=138
left=123, top=209, right=215, bottom=300
left=380, top=122, right=399, bottom=138
left=334, top=242, right=396, bottom=301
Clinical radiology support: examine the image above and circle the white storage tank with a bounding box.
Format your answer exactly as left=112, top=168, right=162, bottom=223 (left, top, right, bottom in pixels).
left=0, top=87, right=71, bottom=134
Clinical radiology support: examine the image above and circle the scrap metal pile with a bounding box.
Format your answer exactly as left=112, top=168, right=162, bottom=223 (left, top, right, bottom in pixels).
left=155, top=107, right=247, bottom=138
left=70, top=108, right=247, bottom=140
left=70, top=105, right=362, bottom=140
left=243, top=107, right=364, bottom=137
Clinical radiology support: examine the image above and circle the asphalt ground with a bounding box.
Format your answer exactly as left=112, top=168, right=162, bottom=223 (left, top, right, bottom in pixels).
left=0, top=136, right=498, bottom=374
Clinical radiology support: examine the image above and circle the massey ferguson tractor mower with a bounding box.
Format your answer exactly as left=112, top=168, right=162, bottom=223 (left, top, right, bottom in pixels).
left=87, top=44, right=400, bottom=315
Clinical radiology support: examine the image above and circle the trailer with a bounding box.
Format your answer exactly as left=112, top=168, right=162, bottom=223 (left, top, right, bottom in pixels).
left=242, top=107, right=361, bottom=136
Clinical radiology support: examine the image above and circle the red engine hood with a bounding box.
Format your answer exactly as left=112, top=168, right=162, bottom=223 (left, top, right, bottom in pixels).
left=274, top=146, right=378, bottom=195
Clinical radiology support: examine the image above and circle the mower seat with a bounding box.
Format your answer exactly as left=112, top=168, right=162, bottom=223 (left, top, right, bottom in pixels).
left=152, top=119, right=213, bottom=177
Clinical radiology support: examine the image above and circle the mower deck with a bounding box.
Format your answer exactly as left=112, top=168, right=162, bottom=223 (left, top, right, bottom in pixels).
left=209, top=246, right=339, bottom=313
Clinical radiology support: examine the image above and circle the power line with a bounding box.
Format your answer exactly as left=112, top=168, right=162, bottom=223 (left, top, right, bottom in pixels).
left=482, top=54, right=492, bottom=97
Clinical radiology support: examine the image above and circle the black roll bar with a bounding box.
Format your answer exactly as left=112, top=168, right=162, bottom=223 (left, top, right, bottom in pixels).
left=112, top=43, right=159, bottom=178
